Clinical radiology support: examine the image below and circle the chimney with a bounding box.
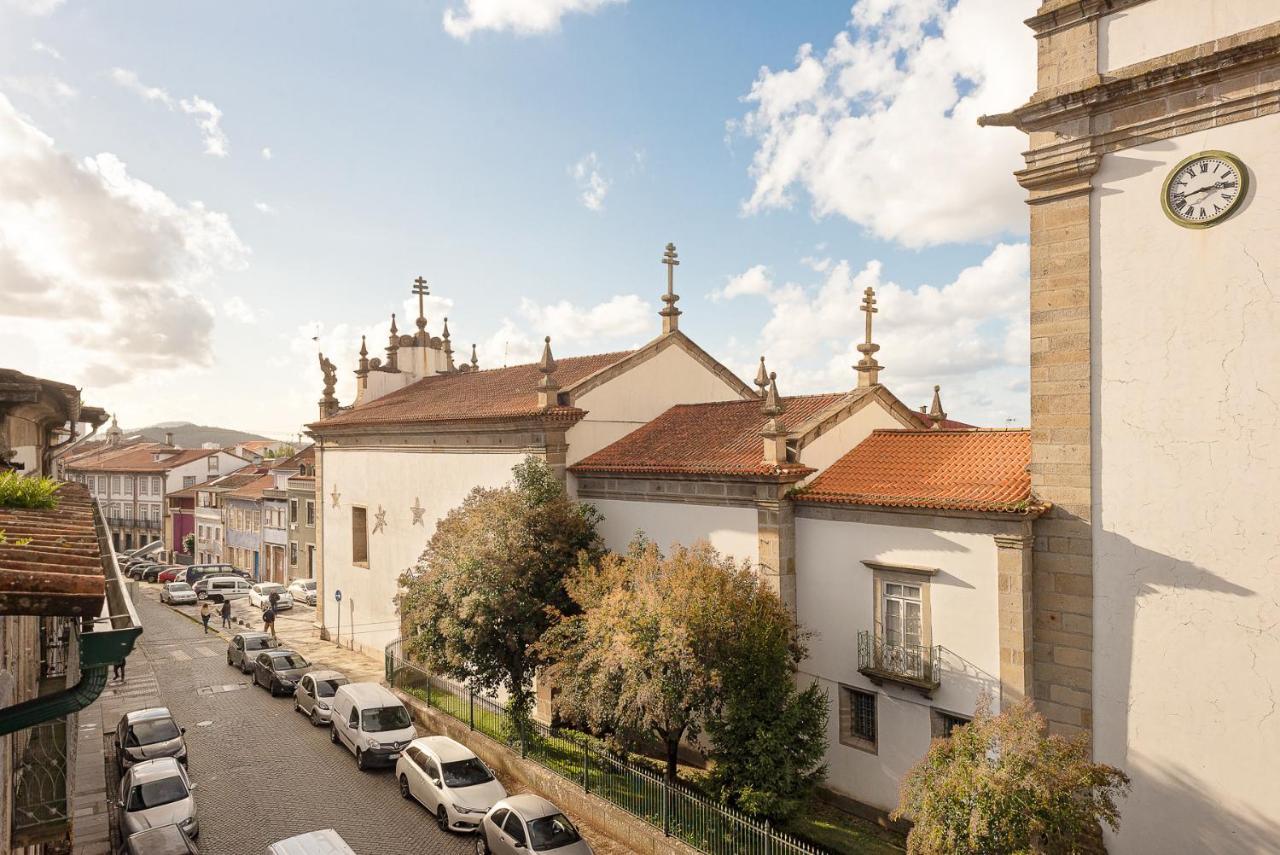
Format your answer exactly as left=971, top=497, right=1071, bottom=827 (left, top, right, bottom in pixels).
left=164, top=431, right=174, bottom=447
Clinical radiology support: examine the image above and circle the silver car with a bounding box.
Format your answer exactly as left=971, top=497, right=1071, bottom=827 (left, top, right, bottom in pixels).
left=117, top=757, right=198, bottom=840
left=160, top=582, right=197, bottom=606
left=116, top=708, right=187, bottom=772
left=477, top=794, right=592, bottom=854
left=227, top=632, right=279, bottom=673
left=294, top=670, right=349, bottom=725
left=287, top=578, right=318, bottom=606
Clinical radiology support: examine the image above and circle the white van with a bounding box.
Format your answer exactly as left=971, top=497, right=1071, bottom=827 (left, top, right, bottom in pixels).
left=329, top=683, right=417, bottom=771
left=266, top=829, right=355, bottom=855
left=193, top=576, right=252, bottom=603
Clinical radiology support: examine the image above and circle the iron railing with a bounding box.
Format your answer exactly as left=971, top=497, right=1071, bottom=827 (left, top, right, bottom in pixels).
left=857, top=630, right=941, bottom=692
left=11, top=718, right=70, bottom=845
left=385, top=639, right=826, bottom=855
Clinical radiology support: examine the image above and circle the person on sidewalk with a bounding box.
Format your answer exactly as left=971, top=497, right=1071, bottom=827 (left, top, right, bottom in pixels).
left=263, top=605, right=276, bottom=639
left=112, top=658, right=126, bottom=682
left=220, top=598, right=232, bottom=629
left=199, top=602, right=212, bottom=634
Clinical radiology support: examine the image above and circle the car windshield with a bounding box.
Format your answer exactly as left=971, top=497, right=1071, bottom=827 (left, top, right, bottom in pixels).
left=441, top=758, right=493, bottom=788
left=528, top=814, right=582, bottom=850
left=361, top=705, right=411, bottom=732
left=314, top=678, right=346, bottom=698
left=125, top=776, right=188, bottom=811
left=273, top=654, right=309, bottom=670
left=167, top=583, right=191, bottom=592
left=244, top=637, right=272, bottom=651
left=127, top=719, right=180, bottom=746
left=260, top=585, right=285, bottom=594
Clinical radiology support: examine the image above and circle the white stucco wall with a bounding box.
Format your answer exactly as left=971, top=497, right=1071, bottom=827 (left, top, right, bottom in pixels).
left=567, top=344, right=746, bottom=469
left=586, top=496, right=759, bottom=565
left=796, top=398, right=906, bottom=487
left=1093, top=117, right=1280, bottom=851
left=795, top=514, right=1002, bottom=813
left=1099, top=0, right=1275, bottom=73
left=319, top=447, right=533, bottom=653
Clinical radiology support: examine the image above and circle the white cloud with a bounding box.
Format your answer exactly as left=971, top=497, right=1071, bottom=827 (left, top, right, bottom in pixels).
left=711, top=264, right=773, bottom=301
left=443, top=0, right=625, bottom=40
left=570, top=152, right=609, bottom=212
left=481, top=293, right=649, bottom=365
left=31, top=41, right=63, bottom=60
left=733, top=0, right=1037, bottom=248
left=110, top=68, right=229, bottom=157
left=2, top=75, right=77, bottom=105
left=223, top=296, right=257, bottom=324
left=0, top=93, right=248, bottom=387
left=719, top=243, right=1030, bottom=425
left=253, top=201, right=276, bottom=215
left=4, top=0, right=63, bottom=15
left=260, top=147, right=273, bottom=160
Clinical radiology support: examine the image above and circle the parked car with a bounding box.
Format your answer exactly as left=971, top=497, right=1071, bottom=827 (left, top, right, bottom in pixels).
left=128, top=562, right=159, bottom=581
left=115, top=708, right=188, bottom=772
left=396, top=736, right=506, bottom=833
left=287, top=578, right=318, bottom=606
left=141, top=564, right=173, bottom=583
left=227, top=632, right=280, bottom=673
left=117, top=757, right=199, bottom=840
left=193, top=576, right=252, bottom=603
left=267, top=829, right=356, bottom=855
left=293, top=670, right=349, bottom=726
left=183, top=563, right=241, bottom=586
left=249, top=583, right=293, bottom=610
left=329, top=682, right=417, bottom=771
left=477, top=795, right=592, bottom=855
left=252, top=649, right=313, bottom=696
left=157, top=567, right=185, bottom=584
left=123, top=824, right=199, bottom=855
left=160, top=582, right=197, bottom=606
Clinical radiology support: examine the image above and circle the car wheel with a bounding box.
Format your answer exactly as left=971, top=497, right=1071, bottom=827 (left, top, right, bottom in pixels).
left=293, top=697, right=301, bottom=712
left=196, top=591, right=207, bottom=600
left=310, top=707, right=321, bottom=727
left=436, top=805, right=449, bottom=832
left=355, top=749, right=367, bottom=771
left=399, top=774, right=412, bottom=800
left=475, top=833, right=491, bottom=855
left=226, top=652, right=233, bottom=666
left=330, top=724, right=339, bottom=744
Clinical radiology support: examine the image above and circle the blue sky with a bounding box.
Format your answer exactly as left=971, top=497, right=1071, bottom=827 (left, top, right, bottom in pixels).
left=0, top=0, right=1038, bottom=438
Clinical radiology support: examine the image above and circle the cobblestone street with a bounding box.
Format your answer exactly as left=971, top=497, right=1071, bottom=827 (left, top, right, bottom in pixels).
left=101, top=586, right=473, bottom=854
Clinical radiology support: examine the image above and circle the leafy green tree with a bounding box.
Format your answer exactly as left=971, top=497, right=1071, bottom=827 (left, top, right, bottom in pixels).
left=892, top=697, right=1129, bottom=855
left=396, top=457, right=602, bottom=744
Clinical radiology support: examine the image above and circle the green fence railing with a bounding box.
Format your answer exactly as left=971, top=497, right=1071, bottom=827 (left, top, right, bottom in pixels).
left=386, top=638, right=826, bottom=855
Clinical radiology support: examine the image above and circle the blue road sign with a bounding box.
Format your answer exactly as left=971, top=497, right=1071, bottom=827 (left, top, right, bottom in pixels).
left=334, top=589, right=343, bottom=602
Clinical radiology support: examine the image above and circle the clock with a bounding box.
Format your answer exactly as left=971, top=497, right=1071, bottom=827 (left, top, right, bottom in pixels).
left=1161, top=150, right=1248, bottom=228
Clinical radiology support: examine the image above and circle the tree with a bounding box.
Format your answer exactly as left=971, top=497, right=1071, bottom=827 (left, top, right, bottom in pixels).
left=396, top=457, right=602, bottom=744
left=892, top=697, right=1129, bottom=855
left=182, top=533, right=196, bottom=554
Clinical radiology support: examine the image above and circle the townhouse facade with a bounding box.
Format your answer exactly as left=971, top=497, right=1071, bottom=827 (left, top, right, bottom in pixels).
left=192, top=470, right=263, bottom=566
left=284, top=447, right=318, bottom=580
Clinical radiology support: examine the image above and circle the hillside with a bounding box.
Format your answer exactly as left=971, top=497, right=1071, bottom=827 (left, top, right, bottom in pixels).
left=127, top=422, right=271, bottom=449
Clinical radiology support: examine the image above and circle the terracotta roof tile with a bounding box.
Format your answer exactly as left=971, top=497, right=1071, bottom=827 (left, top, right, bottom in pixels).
left=0, top=482, right=107, bottom=616
left=224, top=474, right=276, bottom=501
left=313, top=351, right=633, bottom=429
left=66, top=444, right=219, bottom=473
left=570, top=394, right=849, bottom=477
left=797, top=429, right=1036, bottom=514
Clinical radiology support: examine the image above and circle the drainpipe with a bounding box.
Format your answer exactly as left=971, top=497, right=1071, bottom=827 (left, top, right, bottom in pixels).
left=0, top=501, right=142, bottom=736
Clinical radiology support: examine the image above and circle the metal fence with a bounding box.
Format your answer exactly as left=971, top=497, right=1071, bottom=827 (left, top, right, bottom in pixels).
left=386, top=639, right=826, bottom=855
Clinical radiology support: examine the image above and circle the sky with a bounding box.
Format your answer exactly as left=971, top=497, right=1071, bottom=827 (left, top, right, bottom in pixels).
left=0, top=0, right=1039, bottom=439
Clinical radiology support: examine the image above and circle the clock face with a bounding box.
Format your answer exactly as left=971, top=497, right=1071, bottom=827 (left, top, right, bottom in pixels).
left=1162, top=151, right=1247, bottom=228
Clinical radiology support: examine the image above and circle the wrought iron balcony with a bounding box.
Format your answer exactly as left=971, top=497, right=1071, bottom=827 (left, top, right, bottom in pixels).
left=857, top=630, right=941, bottom=696
left=11, top=718, right=70, bottom=847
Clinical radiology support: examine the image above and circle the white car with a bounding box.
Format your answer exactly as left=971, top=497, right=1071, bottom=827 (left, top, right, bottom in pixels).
left=294, top=670, right=349, bottom=726
left=160, top=582, right=197, bottom=606
left=329, top=683, right=417, bottom=771
left=117, top=757, right=199, bottom=840
left=248, top=583, right=293, bottom=610
left=287, top=578, right=318, bottom=606
left=477, top=794, right=592, bottom=854
left=268, top=829, right=356, bottom=855
left=396, top=736, right=507, bottom=833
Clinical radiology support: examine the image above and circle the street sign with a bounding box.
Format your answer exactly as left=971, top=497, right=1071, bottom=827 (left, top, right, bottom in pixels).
left=334, top=589, right=342, bottom=602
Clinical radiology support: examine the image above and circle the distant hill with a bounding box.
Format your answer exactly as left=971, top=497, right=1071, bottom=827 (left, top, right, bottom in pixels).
left=127, top=422, right=272, bottom=449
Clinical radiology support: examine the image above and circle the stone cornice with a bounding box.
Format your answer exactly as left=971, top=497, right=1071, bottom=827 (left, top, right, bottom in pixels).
left=795, top=502, right=1038, bottom=536
left=1026, top=0, right=1151, bottom=38
left=305, top=409, right=583, bottom=442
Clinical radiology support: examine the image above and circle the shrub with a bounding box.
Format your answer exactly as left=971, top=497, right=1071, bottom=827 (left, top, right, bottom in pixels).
left=0, top=471, right=61, bottom=509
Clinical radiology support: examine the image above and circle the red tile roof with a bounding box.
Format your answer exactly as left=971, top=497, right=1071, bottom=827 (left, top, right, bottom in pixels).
left=797, top=429, right=1037, bottom=514
left=224, top=474, right=276, bottom=501
left=313, top=351, right=634, bottom=429
left=0, top=482, right=108, bottom=616
left=66, top=443, right=219, bottom=473
left=571, top=394, right=850, bottom=477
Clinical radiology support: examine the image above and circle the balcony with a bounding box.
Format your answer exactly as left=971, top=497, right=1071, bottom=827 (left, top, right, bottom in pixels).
left=857, top=630, right=941, bottom=696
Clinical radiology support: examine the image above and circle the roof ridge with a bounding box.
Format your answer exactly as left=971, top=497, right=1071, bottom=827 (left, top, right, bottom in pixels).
left=871, top=427, right=1030, bottom=435
left=667, top=392, right=847, bottom=411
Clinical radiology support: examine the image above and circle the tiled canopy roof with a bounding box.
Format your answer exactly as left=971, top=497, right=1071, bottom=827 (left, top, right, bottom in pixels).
left=314, top=351, right=633, bottom=428
left=797, top=429, right=1036, bottom=514
left=66, top=443, right=219, bottom=473
left=0, top=482, right=107, bottom=616
left=570, top=393, right=850, bottom=477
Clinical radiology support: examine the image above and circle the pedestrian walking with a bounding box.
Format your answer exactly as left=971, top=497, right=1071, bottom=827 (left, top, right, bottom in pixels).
left=263, top=605, right=276, bottom=639
left=220, top=598, right=232, bottom=629
left=112, top=658, right=126, bottom=682
left=199, top=601, right=212, bottom=634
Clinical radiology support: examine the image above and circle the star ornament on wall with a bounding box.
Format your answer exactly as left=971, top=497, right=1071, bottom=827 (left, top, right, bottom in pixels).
left=372, top=505, right=387, bottom=534
left=330, top=486, right=341, bottom=508
left=410, top=498, right=425, bottom=526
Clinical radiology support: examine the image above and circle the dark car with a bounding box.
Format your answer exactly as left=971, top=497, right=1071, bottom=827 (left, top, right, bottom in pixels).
left=124, top=823, right=199, bottom=855
left=115, top=708, right=188, bottom=772
left=253, top=650, right=313, bottom=696
left=141, top=564, right=170, bottom=583
left=183, top=564, right=240, bottom=586
left=226, top=632, right=279, bottom=673
left=128, top=562, right=158, bottom=581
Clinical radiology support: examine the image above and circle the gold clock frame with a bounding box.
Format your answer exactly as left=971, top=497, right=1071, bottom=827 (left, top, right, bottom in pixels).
left=1160, top=150, right=1249, bottom=229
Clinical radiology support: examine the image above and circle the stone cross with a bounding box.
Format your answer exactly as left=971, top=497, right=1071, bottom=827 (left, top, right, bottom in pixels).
left=855, top=286, right=882, bottom=387
left=412, top=276, right=429, bottom=336
left=660, top=242, right=681, bottom=333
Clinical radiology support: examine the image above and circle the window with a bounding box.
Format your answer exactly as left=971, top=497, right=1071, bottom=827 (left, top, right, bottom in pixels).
left=111, top=476, right=122, bottom=495
left=122, top=475, right=133, bottom=493
left=288, top=499, right=298, bottom=524
left=305, top=500, right=315, bottom=527
left=839, top=686, right=878, bottom=753
left=352, top=506, right=368, bottom=566
left=931, top=709, right=971, bottom=739
left=140, top=478, right=149, bottom=497
left=289, top=542, right=298, bottom=566
left=183, top=476, right=196, bottom=488
left=884, top=582, right=923, bottom=649
left=208, top=456, right=219, bottom=473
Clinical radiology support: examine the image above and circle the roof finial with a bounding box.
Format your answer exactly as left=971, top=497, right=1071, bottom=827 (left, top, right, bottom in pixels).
left=928, top=384, right=947, bottom=429
left=854, top=285, right=882, bottom=387
left=537, top=336, right=560, bottom=409
left=470, top=344, right=479, bottom=371
left=660, top=242, right=681, bottom=334
left=386, top=313, right=400, bottom=371
left=412, top=276, right=430, bottom=344
left=754, top=356, right=769, bottom=398
left=106, top=413, right=123, bottom=446
left=441, top=317, right=456, bottom=373
left=357, top=335, right=369, bottom=375
left=760, top=371, right=787, bottom=464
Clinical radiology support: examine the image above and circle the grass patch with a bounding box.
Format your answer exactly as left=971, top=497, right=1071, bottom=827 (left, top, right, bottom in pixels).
left=784, top=801, right=905, bottom=855
left=0, top=471, right=61, bottom=509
